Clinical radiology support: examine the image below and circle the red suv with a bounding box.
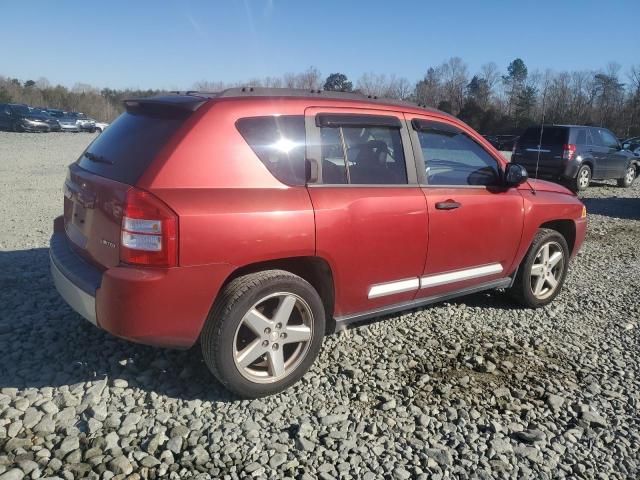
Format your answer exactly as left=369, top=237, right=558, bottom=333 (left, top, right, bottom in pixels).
left=51, top=88, right=587, bottom=397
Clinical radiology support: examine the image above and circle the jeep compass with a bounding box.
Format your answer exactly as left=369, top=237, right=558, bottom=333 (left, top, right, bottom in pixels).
left=51, top=88, right=587, bottom=397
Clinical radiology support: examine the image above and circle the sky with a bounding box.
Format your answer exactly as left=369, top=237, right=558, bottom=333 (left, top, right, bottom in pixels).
left=2, top=0, right=638, bottom=90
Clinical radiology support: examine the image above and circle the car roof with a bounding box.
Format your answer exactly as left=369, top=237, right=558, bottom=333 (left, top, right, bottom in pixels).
left=148, top=87, right=457, bottom=120
left=526, top=124, right=601, bottom=130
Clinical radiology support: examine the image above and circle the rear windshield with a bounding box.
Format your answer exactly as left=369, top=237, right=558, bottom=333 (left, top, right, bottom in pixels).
left=77, top=110, right=188, bottom=185
left=519, top=126, right=568, bottom=146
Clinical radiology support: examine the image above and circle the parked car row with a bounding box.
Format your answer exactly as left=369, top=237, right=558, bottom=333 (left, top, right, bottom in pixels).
left=0, top=103, right=109, bottom=133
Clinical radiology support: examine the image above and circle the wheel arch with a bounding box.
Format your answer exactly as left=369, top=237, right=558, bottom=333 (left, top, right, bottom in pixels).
left=581, top=159, right=594, bottom=171
left=220, top=256, right=336, bottom=333
left=539, top=219, right=576, bottom=255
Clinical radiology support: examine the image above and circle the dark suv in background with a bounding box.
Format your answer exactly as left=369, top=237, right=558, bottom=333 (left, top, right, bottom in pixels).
left=0, top=103, right=52, bottom=132
left=512, top=125, right=639, bottom=191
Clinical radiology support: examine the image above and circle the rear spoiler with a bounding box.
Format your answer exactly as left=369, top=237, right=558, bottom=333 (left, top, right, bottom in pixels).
left=122, top=95, right=208, bottom=113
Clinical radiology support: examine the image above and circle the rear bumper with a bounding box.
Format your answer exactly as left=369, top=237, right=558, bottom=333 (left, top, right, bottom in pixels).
left=514, top=155, right=581, bottom=181
left=51, top=253, right=97, bottom=324
left=50, top=222, right=233, bottom=348
left=60, top=124, right=80, bottom=132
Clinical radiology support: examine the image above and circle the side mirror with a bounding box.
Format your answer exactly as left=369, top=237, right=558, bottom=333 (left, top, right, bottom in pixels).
left=622, top=143, right=630, bottom=150
left=504, top=163, right=528, bottom=187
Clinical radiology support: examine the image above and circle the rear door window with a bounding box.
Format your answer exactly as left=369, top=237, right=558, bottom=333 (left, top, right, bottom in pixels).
left=318, top=122, right=408, bottom=185
left=575, top=129, right=587, bottom=145
left=236, top=115, right=306, bottom=186
left=78, top=110, right=190, bottom=185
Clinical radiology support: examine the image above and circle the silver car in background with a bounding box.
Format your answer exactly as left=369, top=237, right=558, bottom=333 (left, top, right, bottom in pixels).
left=46, top=109, right=81, bottom=132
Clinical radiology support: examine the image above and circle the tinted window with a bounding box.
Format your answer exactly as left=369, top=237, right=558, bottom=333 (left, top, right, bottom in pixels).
left=319, top=124, right=407, bottom=185
left=598, top=129, right=619, bottom=149
left=575, top=129, right=587, bottom=145
left=520, top=127, right=568, bottom=146
left=589, top=129, right=603, bottom=146
left=417, top=127, right=500, bottom=186
left=236, top=116, right=306, bottom=186
left=77, top=110, right=189, bottom=185
left=319, top=127, right=348, bottom=184
left=10, top=104, right=30, bottom=115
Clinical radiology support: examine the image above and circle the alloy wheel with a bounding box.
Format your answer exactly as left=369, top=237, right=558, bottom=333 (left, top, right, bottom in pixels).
left=233, top=292, right=314, bottom=383
left=578, top=168, right=590, bottom=189
left=625, top=167, right=635, bottom=185
left=530, top=241, right=564, bottom=300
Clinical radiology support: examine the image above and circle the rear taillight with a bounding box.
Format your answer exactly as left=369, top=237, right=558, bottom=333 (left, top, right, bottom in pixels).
left=562, top=144, right=577, bottom=160
left=120, top=188, right=178, bottom=267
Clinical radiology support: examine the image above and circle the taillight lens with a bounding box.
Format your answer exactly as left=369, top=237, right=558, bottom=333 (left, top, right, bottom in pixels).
left=563, top=144, right=577, bottom=160
left=120, top=188, right=178, bottom=267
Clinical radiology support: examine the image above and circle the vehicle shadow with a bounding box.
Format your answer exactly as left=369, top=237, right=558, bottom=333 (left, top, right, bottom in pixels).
left=582, top=196, right=640, bottom=220
left=0, top=248, right=236, bottom=403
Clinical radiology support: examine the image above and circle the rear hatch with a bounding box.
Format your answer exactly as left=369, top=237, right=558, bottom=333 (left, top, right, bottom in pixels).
left=513, top=126, right=568, bottom=177
left=63, top=96, right=205, bottom=268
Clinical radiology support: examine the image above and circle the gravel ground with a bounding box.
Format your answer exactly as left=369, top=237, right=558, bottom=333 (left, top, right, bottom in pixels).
left=0, top=132, right=639, bottom=480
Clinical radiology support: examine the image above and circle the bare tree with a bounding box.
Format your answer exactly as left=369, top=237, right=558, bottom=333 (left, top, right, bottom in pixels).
left=282, top=73, right=297, bottom=88
left=295, top=66, right=322, bottom=90
left=439, top=57, right=469, bottom=113
left=480, top=62, right=500, bottom=92
left=192, top=80, right=231, bottom=91
left=415, top=67, right=442, bottom=107
left=389, top=77, right=413, bottom=100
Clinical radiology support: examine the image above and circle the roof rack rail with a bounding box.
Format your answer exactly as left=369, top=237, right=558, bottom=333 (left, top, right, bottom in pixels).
left=164, top=87, right=451, bottom=117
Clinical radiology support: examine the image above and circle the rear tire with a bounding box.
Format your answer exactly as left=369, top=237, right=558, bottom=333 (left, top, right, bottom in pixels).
left=617, top=165, right=636, bottom=188
left=509, top=228, right=570, bottom=308
left=572, top=165, right=591, bottom=192
left=201, top=270, right=325, bottom=398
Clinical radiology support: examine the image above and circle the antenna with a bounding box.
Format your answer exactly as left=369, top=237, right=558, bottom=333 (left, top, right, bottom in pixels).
left=532, top=81, right=549, bottom=194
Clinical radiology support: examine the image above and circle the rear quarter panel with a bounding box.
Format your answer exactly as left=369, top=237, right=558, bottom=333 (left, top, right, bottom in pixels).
left=137, top=99, right=316, bottom=268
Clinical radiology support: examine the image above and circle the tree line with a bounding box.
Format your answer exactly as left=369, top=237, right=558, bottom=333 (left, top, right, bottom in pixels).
left=2, top=58, right=639, bottom=137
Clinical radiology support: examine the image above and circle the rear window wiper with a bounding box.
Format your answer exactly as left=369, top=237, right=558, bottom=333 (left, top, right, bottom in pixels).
left=83, top=152, right=113, bottom=165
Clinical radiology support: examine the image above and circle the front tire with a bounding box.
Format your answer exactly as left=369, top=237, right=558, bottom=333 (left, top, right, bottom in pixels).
left=572, top=165, right=591, bottom=192
left=509, top=228, right=569, bottom=308
left=617, top=165, right=636, bottom=188
left=201, top=270, right=325, bottom=398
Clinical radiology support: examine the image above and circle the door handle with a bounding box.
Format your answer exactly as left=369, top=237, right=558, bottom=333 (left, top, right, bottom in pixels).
left=435, top=200, right=461, bottom=210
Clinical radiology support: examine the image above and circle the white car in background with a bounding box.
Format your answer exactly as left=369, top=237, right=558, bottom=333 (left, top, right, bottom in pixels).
left=68, top=112, right=96, bottom=132
left=94, top=121, right=109, bottom=133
